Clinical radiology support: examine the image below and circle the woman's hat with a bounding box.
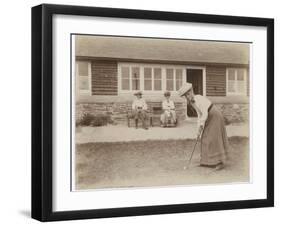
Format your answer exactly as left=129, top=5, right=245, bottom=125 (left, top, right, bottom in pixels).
left=134, top=91, right=142, bottom=96
left=164, top=91, right=171, bottom=97
left=178, top=83, right=192, bottom=96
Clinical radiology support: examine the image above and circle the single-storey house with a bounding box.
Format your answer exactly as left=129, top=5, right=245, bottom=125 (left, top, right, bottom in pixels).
left=75, top=35, right=250, bottom=125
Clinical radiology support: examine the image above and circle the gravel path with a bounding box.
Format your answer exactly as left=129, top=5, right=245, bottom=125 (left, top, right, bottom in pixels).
left=76, top=122, right=249, bottom=143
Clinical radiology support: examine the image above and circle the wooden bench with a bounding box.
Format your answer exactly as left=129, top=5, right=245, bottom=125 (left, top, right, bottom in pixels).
left=127, top=104, right=162, bottom=127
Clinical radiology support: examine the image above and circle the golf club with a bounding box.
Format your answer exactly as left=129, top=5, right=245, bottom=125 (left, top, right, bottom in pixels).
left=183, top=134, right=201, bottom=170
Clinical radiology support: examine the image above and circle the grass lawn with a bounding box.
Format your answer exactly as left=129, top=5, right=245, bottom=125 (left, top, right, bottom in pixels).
left=75, top=137, right=249, bottom=190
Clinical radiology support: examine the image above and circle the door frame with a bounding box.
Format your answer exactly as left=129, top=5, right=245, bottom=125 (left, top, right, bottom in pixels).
left=185, top=66, right=206, bottom=96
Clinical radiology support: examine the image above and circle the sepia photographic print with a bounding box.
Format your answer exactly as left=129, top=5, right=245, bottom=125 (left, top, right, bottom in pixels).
left=31, top=4, right=273, bottom=221
left=73, top=35, right=250, bottom=191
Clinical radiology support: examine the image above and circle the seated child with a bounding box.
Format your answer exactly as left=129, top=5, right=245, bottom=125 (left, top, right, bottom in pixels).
left=132, top=91, right=148, bottom=129
left=160, top=91, right=177, bottom=127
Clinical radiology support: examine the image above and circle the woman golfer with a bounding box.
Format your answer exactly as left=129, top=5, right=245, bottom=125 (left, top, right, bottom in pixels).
left=178, top=83, right=229, bottom=170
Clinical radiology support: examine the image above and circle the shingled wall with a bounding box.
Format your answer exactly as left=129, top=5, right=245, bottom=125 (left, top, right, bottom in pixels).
left=91, top=60, right=118, bottom=95
left=206, top=66, right=226, bottom=96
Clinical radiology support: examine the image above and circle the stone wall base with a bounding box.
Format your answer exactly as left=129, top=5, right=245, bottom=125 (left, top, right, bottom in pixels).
left=76, top=102, right=249, bottom=126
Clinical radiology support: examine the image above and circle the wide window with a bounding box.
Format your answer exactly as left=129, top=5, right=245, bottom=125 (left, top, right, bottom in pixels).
left=76, top=61, right=91, bottom=95
left=166, top=68, right=184, bottom=91
left=119, top=63, right=184, bottom=93
left=226, top=68, right=247, bottom=95
left=143, top=67, right=163, bottom=91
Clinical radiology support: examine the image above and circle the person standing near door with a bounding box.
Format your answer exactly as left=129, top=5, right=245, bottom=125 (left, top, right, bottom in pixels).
left=178, top=83, right=229, bottom=170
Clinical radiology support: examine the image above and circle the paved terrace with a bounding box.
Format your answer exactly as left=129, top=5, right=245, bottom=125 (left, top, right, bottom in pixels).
left=76, top=121, right=249, bottom=144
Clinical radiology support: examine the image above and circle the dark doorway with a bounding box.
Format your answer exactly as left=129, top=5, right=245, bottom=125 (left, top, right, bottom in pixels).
left=186, top=68, right=203, bottom=95
left=186, top=68, right=203, bottom=117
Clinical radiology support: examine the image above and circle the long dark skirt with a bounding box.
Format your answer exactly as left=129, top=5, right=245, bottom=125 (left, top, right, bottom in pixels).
left=200, top=105, right=229, bottom=166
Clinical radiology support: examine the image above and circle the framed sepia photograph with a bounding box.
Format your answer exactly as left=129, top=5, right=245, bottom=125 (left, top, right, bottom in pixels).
left=32, top=4, right=274, bottom=221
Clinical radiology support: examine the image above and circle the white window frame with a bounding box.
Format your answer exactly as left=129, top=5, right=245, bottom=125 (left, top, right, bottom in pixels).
left=226, top=68, right=247, bottom=96
left=118, top=62, right=186, bottom=95
left=186, top=66, right=207, bottom=96
left=76, top=61, right=92, bottom=96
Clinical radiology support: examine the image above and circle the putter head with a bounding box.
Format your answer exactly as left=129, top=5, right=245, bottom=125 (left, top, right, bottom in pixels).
left=183, top=165, right=190, bottom=170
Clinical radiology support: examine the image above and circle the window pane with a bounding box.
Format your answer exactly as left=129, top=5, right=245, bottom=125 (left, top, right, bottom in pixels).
left=237, top=81, right=245, bottom=93
left=132, top=67, right=140, bottom=90
left=227, top=68, right=246, bottom=95
left=166, top=68, right=174, bottom=91
left=121, top=67, right=130, bottom=90
left=228, top=81, right=235, bottom=92
left=144, top=80, right=152, bottom=90
left=144, top=68, right=152, bottom=90
left=154, top=80, right=162, bottom=91
left=166, top=69, right=174, bottom=80
left=176, top=69, right=182, bottom=79
left=132, top=67, right=140, bottom=78
left=144, top=68, right=152, bottom=79
left=166, top=81, right=174, bottom=91
left=79, top=76, right=89, bottom=90
left=121, top=67, right=129, bottom=78
left=175, top=69, right=183, bottom=90
left=237, top=69, right=245, bottom=81
left=154, top=68, right=162, bottom=79
left=122, top=79, right=130, bottom=90
left=228, top=69, right=235, bottom=80
left=154, top=68, right=162, bottom=90
left=176, top=80, right=183, bottom=91
left=78, top=62, right=88, bottom=76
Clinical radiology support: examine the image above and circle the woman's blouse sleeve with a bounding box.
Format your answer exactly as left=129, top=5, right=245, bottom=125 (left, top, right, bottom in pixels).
left=195, top=95, right=211, bottom=127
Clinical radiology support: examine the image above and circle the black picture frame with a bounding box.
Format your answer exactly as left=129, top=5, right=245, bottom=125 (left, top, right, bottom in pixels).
left=32, top=4, right=274, bottom=222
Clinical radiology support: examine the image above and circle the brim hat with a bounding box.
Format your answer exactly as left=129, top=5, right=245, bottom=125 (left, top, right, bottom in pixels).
left=134, top=91, right=142, bottom=96
left=164, top=91, right=171, bottom=97
left=178, top=83, right=192, bottom=97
